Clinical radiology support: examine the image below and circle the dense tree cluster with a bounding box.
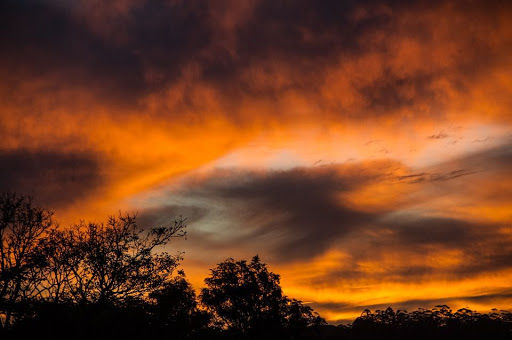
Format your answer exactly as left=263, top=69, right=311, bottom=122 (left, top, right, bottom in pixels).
left=0, top=192, right=511, bottom=339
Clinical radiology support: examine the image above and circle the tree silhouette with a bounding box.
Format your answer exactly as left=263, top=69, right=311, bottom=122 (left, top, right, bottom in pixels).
left=0, top=193, right=53, bottom=328
left=0, top=192, right=189, bottom=335
left=25, top=227, right=72, bottom=303
left=200, top=255, right=325, bottom=338
left=149, top=271, right=211, bottom=337
left=46, top=214, right=186, bottom=305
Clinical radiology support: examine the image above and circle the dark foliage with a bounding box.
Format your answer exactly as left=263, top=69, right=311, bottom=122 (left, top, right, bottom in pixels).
left=200, top=256, right=326, bottom=338
left=148, top=272, right=212, bottom=338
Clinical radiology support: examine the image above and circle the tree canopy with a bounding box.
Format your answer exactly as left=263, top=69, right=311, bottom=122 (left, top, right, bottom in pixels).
left=200, top=255, right=325, bottom=337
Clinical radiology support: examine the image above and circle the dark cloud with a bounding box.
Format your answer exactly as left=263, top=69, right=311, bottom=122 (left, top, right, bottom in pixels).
left=166, top=141, right=512, bottom=271
left=0, top=0, right=212, bottom=107
left=385, top=217, right=512, bottom=278
left=429, top=169, right=478, bottom=181
left=306, top=214, right=512, bottom=286
left=298, top=143, right=512, bottom=286
left=1, top=1, right=140, bottom=106
left=162, top=142, right=512, bottom=277
left=396, top=169, right=477, bottom=183
left=178, top=165, right=389, bottom=261
left=1, top=0, right=510, bottom=118
left=388, top=217, right=479, bottom=247
left=207, top=0, right=510, bottom=115
left=0, top=149, right=104, bottom=207
left=450, top=142, right=512, bottom=170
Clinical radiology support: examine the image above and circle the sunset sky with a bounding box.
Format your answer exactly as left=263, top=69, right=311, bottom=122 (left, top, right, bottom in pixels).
left=2, top=0, right=512, bottom=323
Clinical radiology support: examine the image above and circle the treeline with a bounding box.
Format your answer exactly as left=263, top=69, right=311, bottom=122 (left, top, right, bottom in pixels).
left=338, top=305, right=512, bottom=339
left=0, top=193, right=511, bottom=339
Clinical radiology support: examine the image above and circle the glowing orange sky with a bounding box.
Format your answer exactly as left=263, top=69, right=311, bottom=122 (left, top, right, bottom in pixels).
left=1, top=0, right=512, bottom=323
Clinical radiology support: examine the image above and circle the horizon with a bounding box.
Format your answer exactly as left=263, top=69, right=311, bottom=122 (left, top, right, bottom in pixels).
left=1, top=0, right=512, bottom=324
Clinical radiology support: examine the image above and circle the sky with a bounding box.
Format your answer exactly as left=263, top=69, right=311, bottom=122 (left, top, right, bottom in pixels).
left=1, top=0, right=512, bottom=323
